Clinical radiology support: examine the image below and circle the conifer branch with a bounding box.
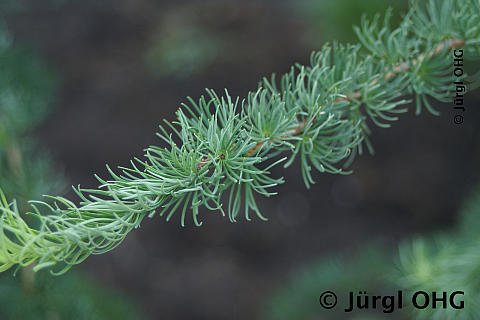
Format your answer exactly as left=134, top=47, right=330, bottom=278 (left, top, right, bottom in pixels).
left=0, top=0, right=479, bottom=274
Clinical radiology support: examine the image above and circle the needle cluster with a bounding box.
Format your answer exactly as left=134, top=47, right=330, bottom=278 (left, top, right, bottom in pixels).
left=0, top=0, right=479, bottom=274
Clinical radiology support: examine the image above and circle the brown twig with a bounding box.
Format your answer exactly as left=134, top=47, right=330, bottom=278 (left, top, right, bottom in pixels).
left=385, top=38, right=465, bottom=80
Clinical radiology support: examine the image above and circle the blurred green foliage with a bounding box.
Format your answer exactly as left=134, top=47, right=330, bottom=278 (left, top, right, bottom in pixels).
left=0, top=24, right=60, bottom=206
left=395, top=185, right=480, bottom=319
left=262, top=244, right=403, bottom=320
left=0, top=25, right=143, bottom=319
left=0, top=269, right=141, bottom=320
left=0, top=142, right=65, bottom=206
left=296, top=0, right=408, bottom=44
left=0, top=26, right=56, bottom=136
left=143, top=0, right=409, bottom=80
left=145, top=25, right=222, bottom=80
left=263, top=183, right=480, bottom=320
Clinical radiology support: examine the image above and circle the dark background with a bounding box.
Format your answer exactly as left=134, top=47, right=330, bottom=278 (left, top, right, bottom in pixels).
left=2, top=0, right=479, bottom=319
